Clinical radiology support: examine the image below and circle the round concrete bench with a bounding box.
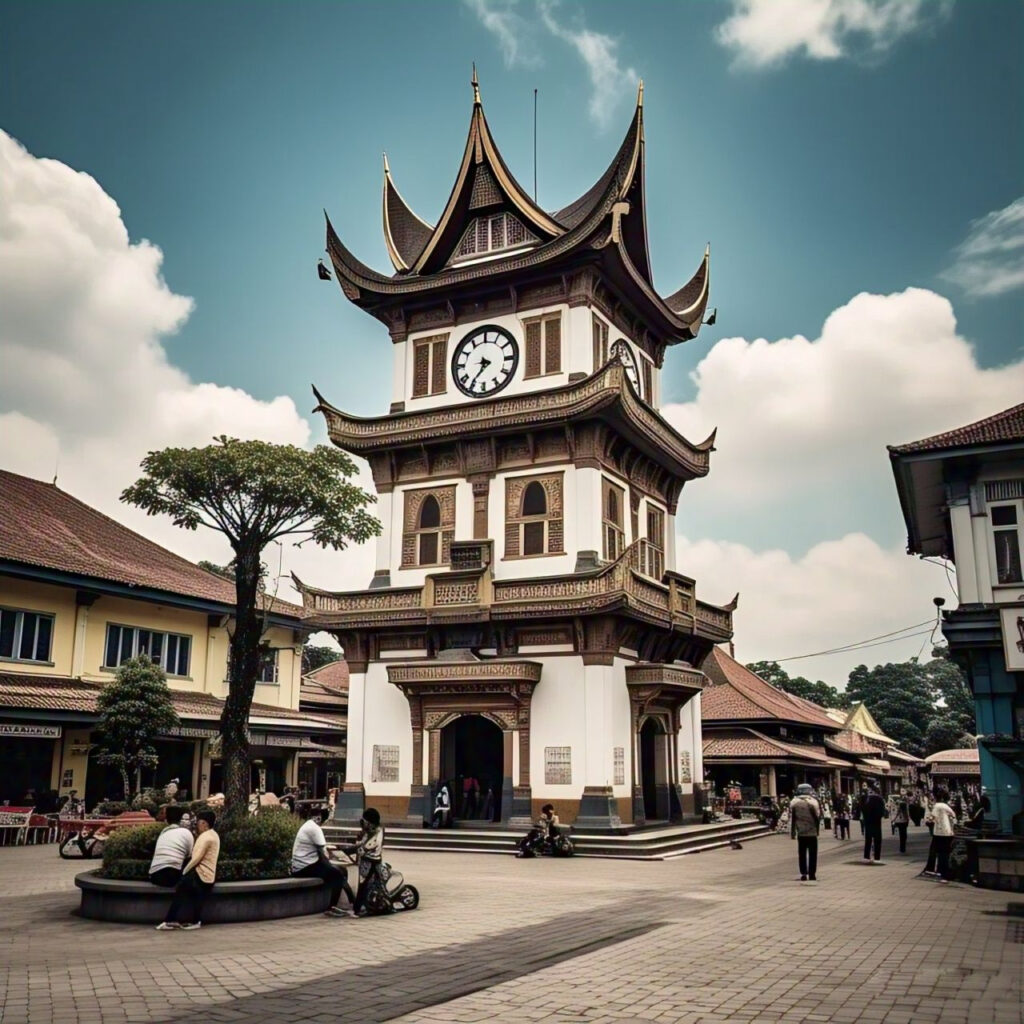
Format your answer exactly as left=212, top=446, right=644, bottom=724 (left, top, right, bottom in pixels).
left=75, top=871, right=331, bottom=924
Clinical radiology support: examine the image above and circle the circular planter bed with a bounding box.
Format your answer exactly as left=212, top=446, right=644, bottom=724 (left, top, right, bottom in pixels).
left=75, top=871, right=331, bottom=924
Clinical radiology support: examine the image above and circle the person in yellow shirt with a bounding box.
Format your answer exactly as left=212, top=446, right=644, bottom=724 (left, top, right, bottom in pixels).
left=157, top=809, right=220, bottom=931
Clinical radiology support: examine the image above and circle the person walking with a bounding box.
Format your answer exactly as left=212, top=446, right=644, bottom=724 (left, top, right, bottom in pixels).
left=929, top=787, right=957, bottom=884
left=157, top=809, right=219, bottom=930
left=834, top=792, right=851, bottom=841
left=892, top=791, right=910, bottom=855
left=291, top=806, right=356, bottom=917
left=790, top=783, right=821, bottom=882
left=349, top=808, right=385, bottom=916
left=861, top=784, right=887, bottom=864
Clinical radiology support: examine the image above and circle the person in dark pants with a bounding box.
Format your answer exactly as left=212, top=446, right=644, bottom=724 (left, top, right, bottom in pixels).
left=790, top=783, right=821, bottom=882
left=861, top=784, right=887, bottom=863
left=834, top=793, right=851, bottom=840
left=892, top=791, right=910, bottom=854
left=157, top=810, right=219, bottom=931
left=349, top=808, right=385, bottom=916
left=148, top=804, right=194, bottom=888
left=291, top=807, right=356, bottom=917
left=930, top=788, right=957, bottom=884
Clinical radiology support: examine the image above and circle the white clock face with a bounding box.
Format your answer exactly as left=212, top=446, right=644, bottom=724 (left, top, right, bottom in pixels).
left=452, top=325, right=519, bottom=398
left=612, top=339, right=641, bottom=395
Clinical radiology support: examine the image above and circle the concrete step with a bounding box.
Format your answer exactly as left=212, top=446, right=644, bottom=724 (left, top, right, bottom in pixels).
left=324, top=817, right=775, bottom=861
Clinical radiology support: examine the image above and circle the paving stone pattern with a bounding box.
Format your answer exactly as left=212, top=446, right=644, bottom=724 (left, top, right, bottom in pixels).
left=0, top=826, right=1019, bottom=1024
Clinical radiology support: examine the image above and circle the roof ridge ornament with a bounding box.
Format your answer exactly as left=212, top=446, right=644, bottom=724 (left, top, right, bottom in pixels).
left=472, top=63, right=481, bottom=105
left=636, top=78, right=644, bottom=108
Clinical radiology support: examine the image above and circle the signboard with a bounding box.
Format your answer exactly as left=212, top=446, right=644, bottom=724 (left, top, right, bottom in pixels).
left=1000, top=606, right=1024, bottom=671
left=679, top=750, right=692, bottom=784
left=266, top=734, right=311, bottom=748
left=167, top=726, right=219, bottom=740
left=371, top=744, right=400, bottom=783
left=0, top=723, right=61, bottom=739
left=544, top=746, right=572, bottom=785
left=613, top=747, right=625, bottom=786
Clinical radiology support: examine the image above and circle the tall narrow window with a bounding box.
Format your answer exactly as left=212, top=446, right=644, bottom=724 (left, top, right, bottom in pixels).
left=644, top=506, right=665, bottom=579
left=592, top=314, right=609, bottom=371
left=411, top=334, right=448, bottom=398
left=402, top=487, right=456, bottom=568
left=505, top=474, right=564, bottom=558
left=992, top=504, right=1023, bottom=584
left=258, top=647, right=279, bottom=684
left=602, top=478, right=625, bottom=561
left=523, top=315, right=562, bottom=378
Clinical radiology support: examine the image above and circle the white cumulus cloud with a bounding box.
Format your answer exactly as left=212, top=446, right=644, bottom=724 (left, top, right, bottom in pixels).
left=665, top=288, right=1024, bottom=549
left=942, top=195, right=1024, bottom=298
left=0, top=129, right=376, bottom=599
left=681, top=533, right=951, bottom=687
left=463, top=0, right=542, bottom=69
left=715, top=0, right=953, bottom=70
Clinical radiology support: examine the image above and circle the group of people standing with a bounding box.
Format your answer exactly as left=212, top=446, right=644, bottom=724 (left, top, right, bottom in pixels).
left=787, top=782, right=987, bottom=885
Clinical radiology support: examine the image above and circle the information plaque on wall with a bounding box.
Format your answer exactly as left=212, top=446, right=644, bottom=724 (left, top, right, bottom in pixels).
left=544, top=746, right=572, bottom=785
left=371, top=744, right=400, bottom=783
left=613, top=746, right=625, bottom=786
left=679, top=750, right=692, bottom=783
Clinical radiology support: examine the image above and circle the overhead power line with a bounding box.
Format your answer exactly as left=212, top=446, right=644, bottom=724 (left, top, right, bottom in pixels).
left=767, top=619, right=935, bottom=663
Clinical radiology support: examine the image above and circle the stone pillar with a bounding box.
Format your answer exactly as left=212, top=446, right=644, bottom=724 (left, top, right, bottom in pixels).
left=333, top=669, right=366, bottom=824
left=406, top=697, right=428, bottom=824
left=768, top=765, right=777, bottom=798
left=501, top=729, right=516, bottom=824
left=576, top=662, right=621, bottom=828
left=370, top=490, right=393, bottom=589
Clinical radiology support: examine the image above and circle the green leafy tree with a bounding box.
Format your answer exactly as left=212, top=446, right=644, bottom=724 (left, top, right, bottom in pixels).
left=923, top=714, right=968, bottom=756
left=302, top=643, right=343, bottom=674
left=122, top=437, right=380, bottom=819
left=198, top=559, right=236, bottom=581
left=745, top=661, right=849, bottom=710
left=846, top=660, right=940, bottom=756
left=95, top=655, right=179, bottom=800
left=925, top=645, right=975, bottom=736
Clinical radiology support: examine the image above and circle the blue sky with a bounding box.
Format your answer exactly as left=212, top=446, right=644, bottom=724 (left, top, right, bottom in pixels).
left=1, top=0, right=1022, bottom=683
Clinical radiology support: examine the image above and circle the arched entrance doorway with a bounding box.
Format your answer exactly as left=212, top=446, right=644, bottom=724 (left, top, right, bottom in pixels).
left=639, top=717, right=669, bottom=822
left=439, top=714, right=504, bottom=821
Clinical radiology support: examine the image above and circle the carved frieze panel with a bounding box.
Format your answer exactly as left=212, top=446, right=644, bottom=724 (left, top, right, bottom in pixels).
left=378, top=633, right=427, bottom=652
left=517, top=627, right=573, bottom=647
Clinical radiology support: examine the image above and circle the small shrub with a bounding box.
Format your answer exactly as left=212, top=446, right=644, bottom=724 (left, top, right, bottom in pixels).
left=102, top=859, right=152, bottom=881
left=215, top=859, right=264, bottom=882
left=101, top=823, right=164, bottom=873
left=102, top=857, right=263, bottom=882
left=95, top=801, right=130, bottom=816
left=219, top=807, right=299, bottom=879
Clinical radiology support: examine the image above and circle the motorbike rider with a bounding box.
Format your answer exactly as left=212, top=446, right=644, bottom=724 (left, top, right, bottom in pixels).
left=517, top=804, right=560, bottom=857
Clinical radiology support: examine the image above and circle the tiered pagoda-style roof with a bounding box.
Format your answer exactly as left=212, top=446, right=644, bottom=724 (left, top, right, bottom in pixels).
left=326, top=72, right=710, bottom=345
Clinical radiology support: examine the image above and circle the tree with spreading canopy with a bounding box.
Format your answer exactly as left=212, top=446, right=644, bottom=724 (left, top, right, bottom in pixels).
left=302, top=643, right=343, bottom=674
left=122, top=437, right=380, bottom=819
left=745, top=661, right=849, bottom=710
left=95, top=655, right=179, bottom=800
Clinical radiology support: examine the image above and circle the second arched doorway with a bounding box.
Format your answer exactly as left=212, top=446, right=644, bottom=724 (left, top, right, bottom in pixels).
left=439, top=714, right=504, bottom=822
left=639, top=716, right=670, bottom=822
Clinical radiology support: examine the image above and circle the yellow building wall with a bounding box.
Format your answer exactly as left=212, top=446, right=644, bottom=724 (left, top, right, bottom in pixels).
left=57, top=728, right=94, bottom=797
left=2, top=574, right=302, bottom=712
left=0, top=577, right=77, bottom=675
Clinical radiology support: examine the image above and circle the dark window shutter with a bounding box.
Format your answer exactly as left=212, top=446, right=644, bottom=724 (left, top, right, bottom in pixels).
left=525, top=320, right=542, bottom=377
left=544, top=318, right=561, bottom=373
left=413, top=343, right=429, bottom=397
left=431, top=338, right=447, bottom=394
left=642, top=360, right=653, bottom=402
left=505, top=521, right=520, bottom=558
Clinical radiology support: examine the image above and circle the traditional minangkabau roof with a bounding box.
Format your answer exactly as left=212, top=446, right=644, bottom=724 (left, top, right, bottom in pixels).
left=312, top=359, right=716, bottom=480
left=0, top=470, right=302, bottom=621
left=839, top=701, right=896, bottom=746
left=924, top=747, right=980, bottom=765
left=701, top=647, right=839, bottom=730
left=0, top=672, right=342, bottom=731
left=825, top=730, right=883, bottom=757
left=325, top=73, right=710, bottom=343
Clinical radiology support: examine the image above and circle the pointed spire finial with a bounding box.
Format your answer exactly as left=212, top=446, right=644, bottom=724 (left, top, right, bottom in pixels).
left=705, top=242, right=710, bottom=257
left=637, top=79, right=644, bottom=108
left=382, top=151, right=391, bottom=177
left=472, top=63, right=481, bottom=105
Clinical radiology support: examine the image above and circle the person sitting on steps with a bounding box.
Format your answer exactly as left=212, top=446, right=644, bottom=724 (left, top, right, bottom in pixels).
left=431, top=785, right=451, bottom=829
left=517, top=804, right=559, bottom=857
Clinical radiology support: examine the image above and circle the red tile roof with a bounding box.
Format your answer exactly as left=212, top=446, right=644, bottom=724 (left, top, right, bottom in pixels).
left=924, top=747, right=980, bottom=764
left=703, top=728, right=847, bottom=767
left=888, top=403, right=1024, bottom=455
left=303, top=660, right=349, bottom=694
left=0, top=470, right=301, bottom=618
left=825, top=730, right=883, bottom=756
left=701, top=648, right=838, bottom=729
left=0, top=672, right=338, bottom=728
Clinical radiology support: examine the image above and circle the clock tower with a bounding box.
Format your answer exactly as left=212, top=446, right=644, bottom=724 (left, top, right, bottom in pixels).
left=297, top=74, right=735, bottom=830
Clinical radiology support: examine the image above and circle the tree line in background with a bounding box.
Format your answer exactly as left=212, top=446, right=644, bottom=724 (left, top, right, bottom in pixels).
left=746, top=646, right=976, bottom=757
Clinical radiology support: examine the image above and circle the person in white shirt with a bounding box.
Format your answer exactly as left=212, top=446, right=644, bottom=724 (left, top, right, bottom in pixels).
left=291, top=807, right=355, bottom=917
left=930, top=787, right=958, bottom=884
left=149, top=805, right=194, bottom=888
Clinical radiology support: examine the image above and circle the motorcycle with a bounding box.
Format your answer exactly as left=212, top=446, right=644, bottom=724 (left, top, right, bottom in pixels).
left=515, top=827, right=575, bottom=858
left=335, top=851, right=420, bottom=914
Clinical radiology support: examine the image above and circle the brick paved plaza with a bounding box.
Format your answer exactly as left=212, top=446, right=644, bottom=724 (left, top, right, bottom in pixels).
left=0, top=827, right=1020, bottom=1024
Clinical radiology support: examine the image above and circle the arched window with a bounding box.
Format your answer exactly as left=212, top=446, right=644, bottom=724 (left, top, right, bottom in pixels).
left=402, top=487, right=455, bottom=568
left=505, top=474, right=563, bottom=559
left=602, top=478, right=625, bottom=561
left=522, top=482, right=546, bottom=517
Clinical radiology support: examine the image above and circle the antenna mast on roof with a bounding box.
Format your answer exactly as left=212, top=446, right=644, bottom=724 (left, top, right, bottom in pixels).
left=533, top=88, right=538, bottom=202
